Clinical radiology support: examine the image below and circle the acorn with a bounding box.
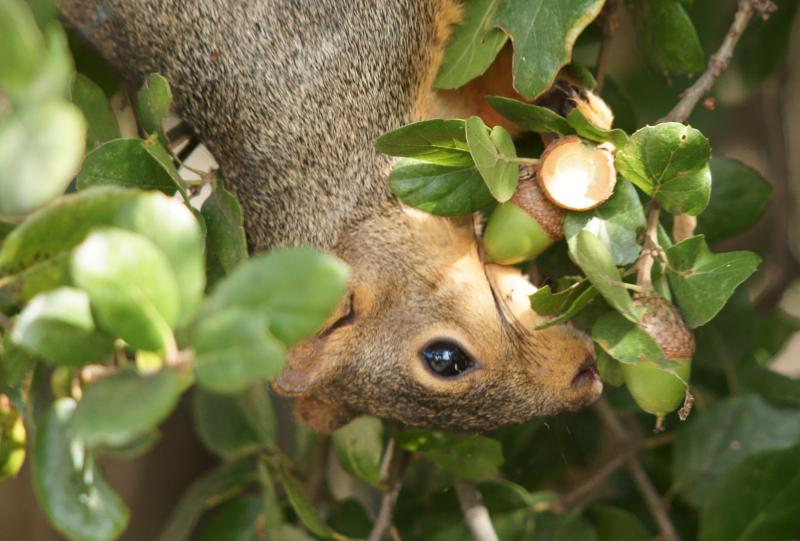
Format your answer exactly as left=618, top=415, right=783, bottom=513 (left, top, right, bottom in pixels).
left=537, top=135, right=616, bottom=211
left=622, top=294, right=695, bottom=421
left=482, top=164, right=565, bottom=265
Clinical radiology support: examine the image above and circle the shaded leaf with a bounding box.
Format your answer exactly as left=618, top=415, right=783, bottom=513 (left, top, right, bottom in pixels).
left=332, top=416, right=383, bottom=487
left=396, top=429, right=503, bottom=481
left=589, top=505, right=651, bottom=541
left=666, top=235, right=760, bottom=328
left=202, top=181, right=248, bottom=282
left=136, top=73, right=171, bottom=139
left=77, top=138, right=178, bottom=194
left=532, top=511, right=598, bottom=541
left=71, top=73, right=120, bottom=150
left=374, top=119, right=472, bottom=167
left=276, top=463, right=334, bottom=539
left=390, top=158, right=494, bottom=216
left=628, top=0, right=705, bottom=75
left=12, top=287, right=114, bottom=366
left=199, top=495, right=262, bottom=541
left=72, top=368, right=185, bottom=448
left=465, top=116, right=518, bottom=202
left=33, top=399, right=129, bottom=541
left=487, top=96, right=575, bottom=135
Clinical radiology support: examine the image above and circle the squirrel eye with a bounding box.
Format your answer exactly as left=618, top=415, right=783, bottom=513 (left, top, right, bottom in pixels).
left=421, top=340, right=474, bottom=378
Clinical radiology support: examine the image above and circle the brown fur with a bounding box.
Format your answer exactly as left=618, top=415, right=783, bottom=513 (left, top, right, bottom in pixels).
left=61, top=0, right=602, bottom=433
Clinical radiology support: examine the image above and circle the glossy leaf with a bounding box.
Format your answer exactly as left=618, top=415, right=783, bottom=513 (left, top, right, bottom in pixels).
left=699, top=444, right=800, bottom=541
left=332, top=416, right=383, bottom=487
left=665, top=235, right=761, bottom=328
left=696, top=157, right=772, bottom=244
left=33, top=399, right=129, bottom=541
left=276, top=463, right=334, bottom=539
left=374, top=119, right=472, bottom=167
left=592, top=310, right=669, bottom=367
left=202, top=181, right=249, bottom=282
left=205, top=247, right=350, bottom=346
left=672, top=394, right=800, bottom=507
left=565, top=109, right=629, bottom=149
left=493, top=0, right=606, bottom=98
left=629, top=0, right=705, bottom=75
left=389, top=157, right=494, bottom=216
left=487, top=96, right=575, bottom=135
left=77, top=138, right=178, bottom=194
left=114, top=192, right=205, bottom=325
left=615, top=123, right=711, bottom=215
left=565, top=179, right=645, bottom=266
left=434, top=0, right=508, bottom=89
left=193, top=308, right=285, bottom=394
left=465, top=116, right=518, bottom=202
left=0, top=101, right=86, bottom=216
left=12, top=287, right=114, bottom=366
left=397, top=430, right=503, bottom=481
left=136, top=73, right=171, bottom=139
left=192, top=385, right=276, bottom=458
left=71, top=368, right=185, bottom=448
left=570, top=230, right=638, bottom=322
left=71, top=227, right=180, bottom=352
left=71, top=73, right=120, bottom=150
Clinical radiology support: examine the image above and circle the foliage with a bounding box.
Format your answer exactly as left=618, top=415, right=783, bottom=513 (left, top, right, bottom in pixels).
left=0, top=1, right=798, bottom=540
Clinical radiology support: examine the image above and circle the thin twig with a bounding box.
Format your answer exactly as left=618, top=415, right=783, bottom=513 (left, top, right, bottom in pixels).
left=594, top=0, right=620, bottom=94
left=594, top=399, right=680, bottom=541
left=454, top=479, right=499, bottom=541
left=661, top=0, right=777, bottom=242
left=636, top=201, right=661, bottom=290
left=368, top=439, right=409, bottom=541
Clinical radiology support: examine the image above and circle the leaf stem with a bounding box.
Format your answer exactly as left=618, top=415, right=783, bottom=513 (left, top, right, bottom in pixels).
left=636, top=200, right=661, bottom=291
left=454, top=479, right=499, bottom=541
left=661, top=0, right=777, bottom=242
left=368, top=439, right=409, bottom=541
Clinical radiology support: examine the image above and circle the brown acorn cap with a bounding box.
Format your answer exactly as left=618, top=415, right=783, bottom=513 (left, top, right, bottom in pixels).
left=537, top=136, right=617, bottom=212
left=511, top=164, right=565, bottom=241
left=633, top=293, right=695, bottom=361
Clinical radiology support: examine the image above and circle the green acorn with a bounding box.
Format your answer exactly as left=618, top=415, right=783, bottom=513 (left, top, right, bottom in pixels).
left=483, top=165, right=565, bottom=265
left=622, top=294, right=695, bottom=421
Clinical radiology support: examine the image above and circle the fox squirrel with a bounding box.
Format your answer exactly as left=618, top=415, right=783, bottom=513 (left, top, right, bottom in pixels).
left=62, top=0, right=602, bottom=433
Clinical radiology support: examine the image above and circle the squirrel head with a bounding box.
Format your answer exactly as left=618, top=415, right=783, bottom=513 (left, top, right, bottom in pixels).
left=274, top=204, right=602, bottom=433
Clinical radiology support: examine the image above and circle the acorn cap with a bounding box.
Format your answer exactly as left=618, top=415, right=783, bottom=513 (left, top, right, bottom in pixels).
left=634, top=293, right=695, bottom=361
left=512, top=164, right=565, bottom=241
left=537, top=136, right=616, bottom=211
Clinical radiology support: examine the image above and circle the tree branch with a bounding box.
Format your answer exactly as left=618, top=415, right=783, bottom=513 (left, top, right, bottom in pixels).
left=661, top=0, right=777, bottom=242
left=594, top=0, right=620, bottom=94
left=454, top=479, right=499, bottom=541
left=636, top=201, right=662, bottom=290
left=368, top=439, right=409, bottom=541
left=594, top=399, right=681, bottom=541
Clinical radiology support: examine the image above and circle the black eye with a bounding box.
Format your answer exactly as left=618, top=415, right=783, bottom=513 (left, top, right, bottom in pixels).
left=421, top=341, right=474, bottom=378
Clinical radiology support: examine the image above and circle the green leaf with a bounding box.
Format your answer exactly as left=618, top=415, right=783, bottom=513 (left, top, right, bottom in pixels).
left=332, top=416, right=383, bottom=487
left=202, top=181, right=249, bottom=282
left=0, top=101, right=86, bottom=216
left=628, top=0, right=705, bottom=75
left=434, top=0, right=508, bottom=89
left=199, top=495, right=262, bottom=541
left=193, top=308, right=285, bottom=394
left=570, top=230, right=638, bottom=322
left=33, top=399, right=129, bottom=541
left=136, top=73, right=172, bottom=139
left=12, top=287, right=114, bottom=366
left=158, top=460, right=257, bottom=541
left=699, top=444, right=800, bottom=541
left=205, top=246, right=350, bottom=346
left=465, top=116, right=519, bottom=202
left=565, top=109, right=629, bottom=149
left=531, top=512, right=598, bottom=541
left=71, top=368, right=184, bottom=448
left=0, top=333, right=36, bottom=390
left=77, top=138, right=179, bottom=194
left=0, top=0, right=44, bottom=94
left=530, top=281, right=598, bottom=330
left=665, top=235, right=760, bottom=328
left=0, top=186, right=138, bottom=273
left=596, top=349, right=623, bottom=386
left=565, top=179, right=645, bottom=266
left=672, top=394, right=800, bottom=507
left=615, top=123, right=711, bottom=215
left=592, top=310, right=669, bottom=367
left=493, top=0, right=606, bottom=98
left=374, top=119, right=472, bottom=167
left=192, top=385, right=276, bottom=458
left=276, top=463, right=334, bottom=539
left=589, top=505, right=651, bottom=541
left=71, top=227, right=180, bottom=351
left=696, top=157, right=772, bottom=244
left=487, top=96, right=575, bottom=135
left=71, top=73, right=120, bottom=150
left=113, top=192, right=205, bottom=325
left=397, top=430, right=503, bottom=481
left=389, top=157, right=494, bottom=216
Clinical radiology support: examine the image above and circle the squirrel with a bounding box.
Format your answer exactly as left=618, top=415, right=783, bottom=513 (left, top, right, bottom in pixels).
left=61, top=0, right=603, bottom=433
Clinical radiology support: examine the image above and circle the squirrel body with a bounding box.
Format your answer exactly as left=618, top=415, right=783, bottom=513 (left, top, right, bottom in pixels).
left=62, top=0, right=602, bottom=432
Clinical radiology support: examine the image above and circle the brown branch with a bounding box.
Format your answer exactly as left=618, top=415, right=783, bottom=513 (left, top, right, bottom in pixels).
left=454, top=479, right=499, bottom=541
left=368, top=439, right=409, bottom=541
left=594, top=399, right=681, bottom=541
left=594, top=0, right=620, bottom=94
left=636, top=201, right=661, bottom=290
left=661, top=0, right=777, bottom=242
